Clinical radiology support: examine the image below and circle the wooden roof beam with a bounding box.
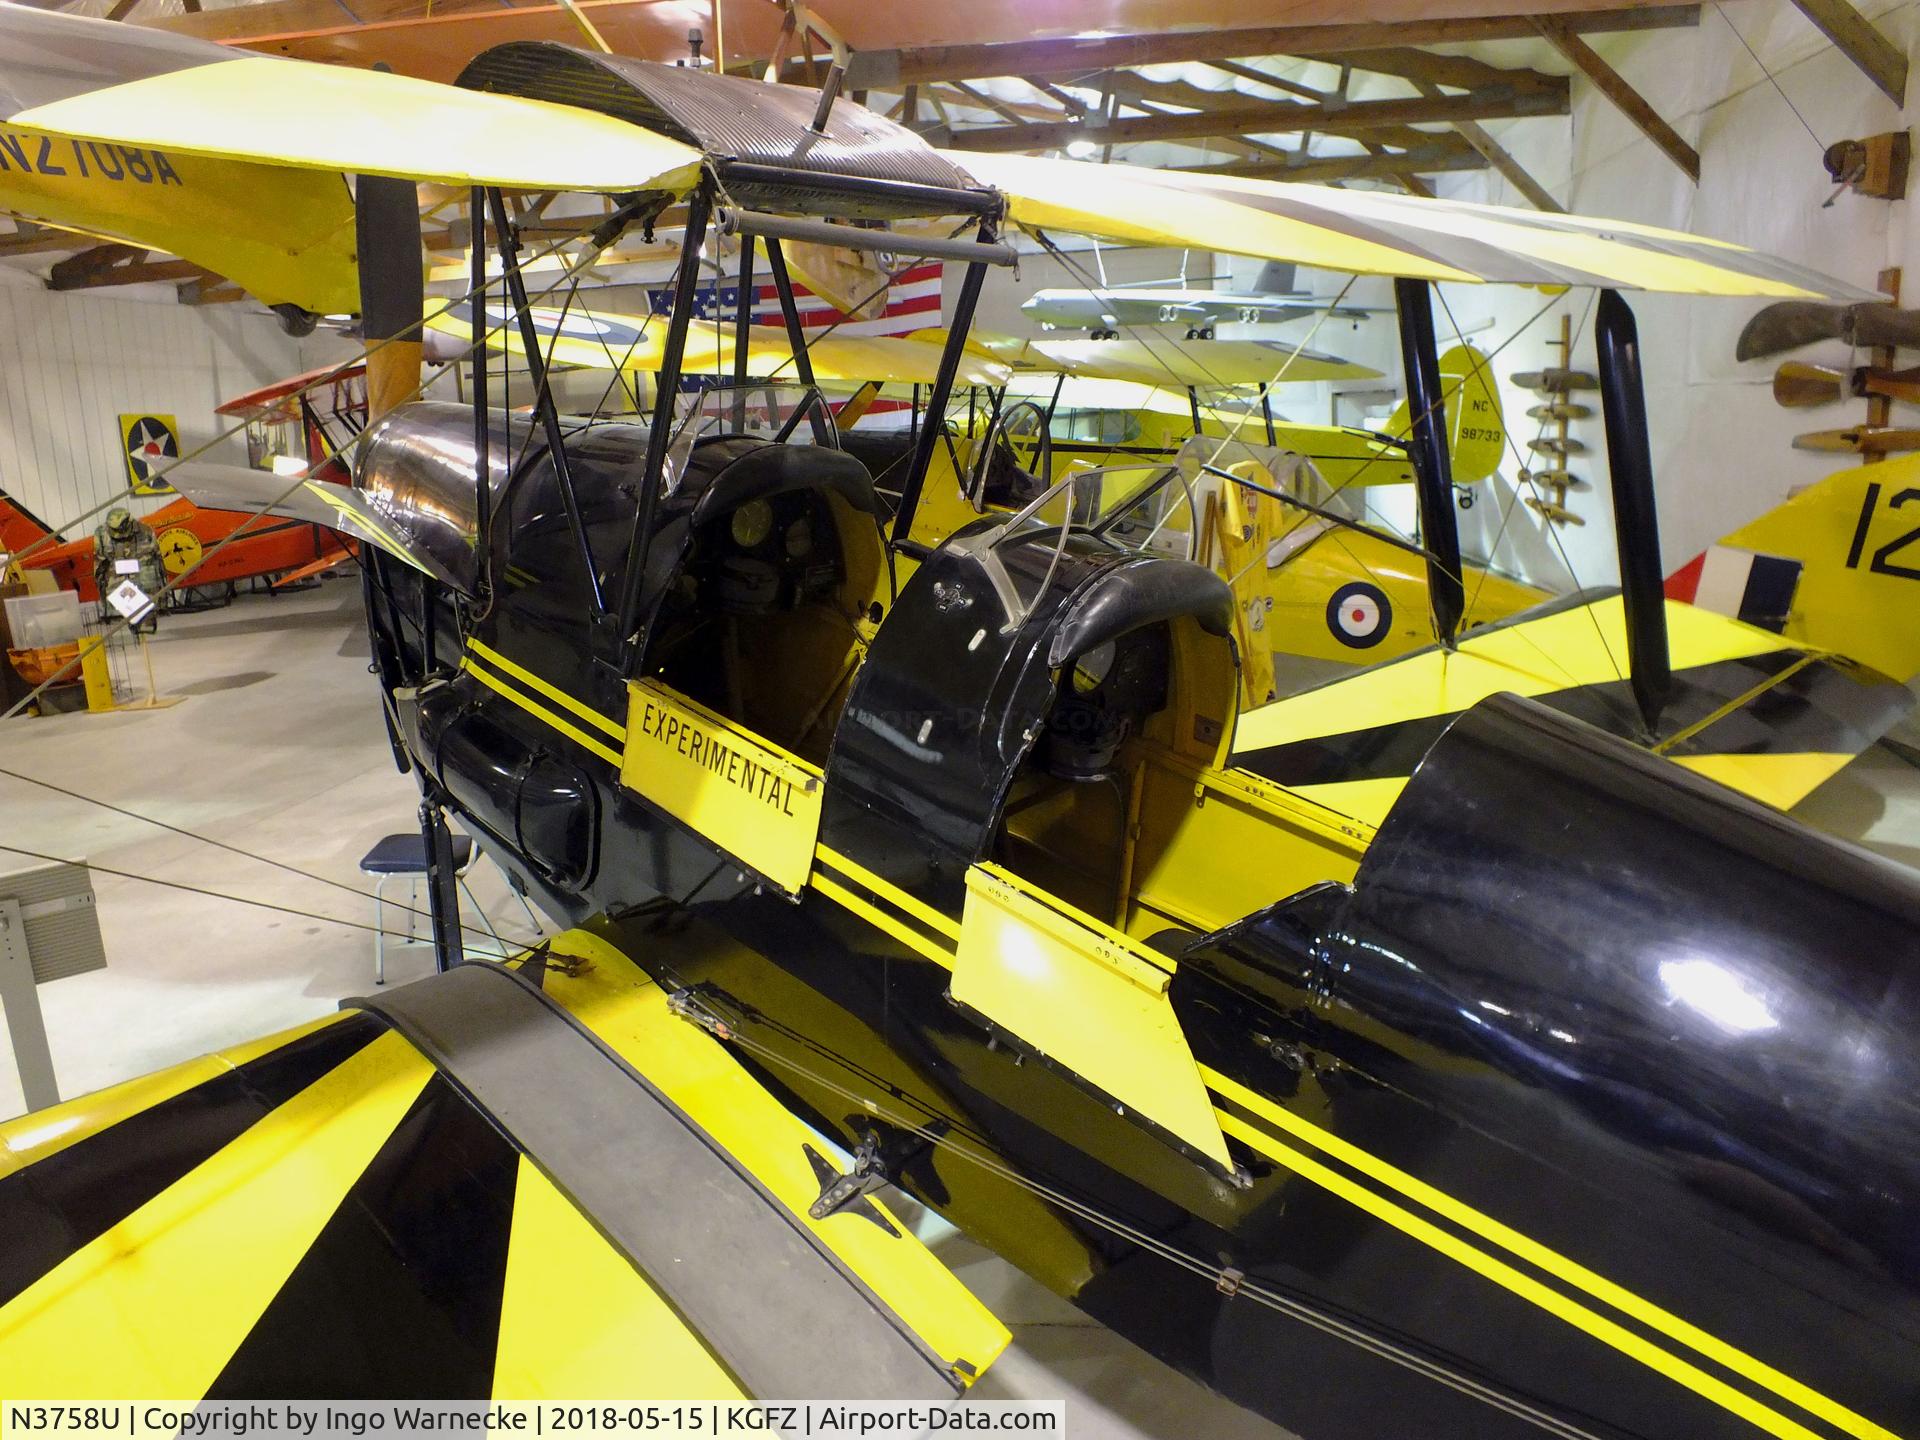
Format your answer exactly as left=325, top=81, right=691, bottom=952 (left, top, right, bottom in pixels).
left=1534, top=16, right=1699, bottom=182
left=0, top=222, right=91, bottom=258
left=946, top=87, right=1565, bottom=153
left=1297, top=47, right=1566, bottom=98
left=48, top=244, right=217, bottom=291
left=1179, top=139, right=1489, bottom=184
left=1408, top=80, right=1565, bottom=212
left=1091, top=65, right=1453, bottom=153
left=1207, top=59, right=1325, bottom=103
left=842, top=8, right=1700, bottom=88
left=1789, top=0, right=1906, bottom=104
left=177, top=276, right=247, bottom=305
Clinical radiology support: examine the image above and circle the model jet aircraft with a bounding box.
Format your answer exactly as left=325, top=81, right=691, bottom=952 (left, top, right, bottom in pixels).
left=1021, top=262, right=1384, bottom=336
left=1, top=15, right=1917, bottom=1440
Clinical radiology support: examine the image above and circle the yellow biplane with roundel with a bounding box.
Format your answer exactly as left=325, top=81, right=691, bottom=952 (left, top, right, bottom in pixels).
left=2, top=13, right=1918, bottom=1440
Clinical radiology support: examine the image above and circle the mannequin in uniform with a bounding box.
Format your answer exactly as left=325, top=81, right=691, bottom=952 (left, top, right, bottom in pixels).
left=92, top=506, right=164, bottom=633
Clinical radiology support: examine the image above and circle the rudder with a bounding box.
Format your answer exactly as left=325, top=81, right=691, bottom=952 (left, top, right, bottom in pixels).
left=1667, top=454, right=1920, bottom=683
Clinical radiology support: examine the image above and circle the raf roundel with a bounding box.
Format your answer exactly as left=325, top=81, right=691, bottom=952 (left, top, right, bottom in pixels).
left=1327, top=581, right=1392, bottom=649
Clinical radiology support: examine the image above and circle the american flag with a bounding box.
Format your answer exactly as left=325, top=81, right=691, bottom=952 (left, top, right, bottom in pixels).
left=644, top=262, right=945, bottom=337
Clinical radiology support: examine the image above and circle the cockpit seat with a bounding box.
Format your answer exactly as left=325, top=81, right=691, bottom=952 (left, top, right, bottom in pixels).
left=688, top=439, right=881, bottom=526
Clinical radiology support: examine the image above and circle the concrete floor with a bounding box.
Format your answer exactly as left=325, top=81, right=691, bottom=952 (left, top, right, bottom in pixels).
left=2, top=580, right=1916, bottom=1436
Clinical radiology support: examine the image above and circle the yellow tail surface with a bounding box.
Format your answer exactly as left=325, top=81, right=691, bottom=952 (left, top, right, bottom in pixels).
left=1684, top=455, right=1920, bottom=683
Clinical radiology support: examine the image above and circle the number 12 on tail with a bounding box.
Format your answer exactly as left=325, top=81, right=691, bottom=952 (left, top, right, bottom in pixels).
left=1847, top=481, right=1920, bottom=580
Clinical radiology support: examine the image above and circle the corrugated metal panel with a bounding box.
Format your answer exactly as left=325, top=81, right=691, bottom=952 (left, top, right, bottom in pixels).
left=458, top=45, right=988, bottom=218
left=0, top=860, right=105, bottom=984
left=0, top=282, right=302, bottom=536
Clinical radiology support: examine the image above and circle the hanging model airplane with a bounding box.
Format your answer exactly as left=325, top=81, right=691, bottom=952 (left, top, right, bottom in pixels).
left=1021, top=260, right=1386, bottom=336
left=0, top=15, right=1916, bottom=1440
left=1021, top=284, right=1380, bottom=336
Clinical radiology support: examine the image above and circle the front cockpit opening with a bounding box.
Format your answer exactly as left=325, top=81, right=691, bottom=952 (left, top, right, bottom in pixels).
left=994, top=619, right=1176, bottom=921
left=644, top=434, right=889, bottom=767
left=983, top=554, right=1247, bottom=933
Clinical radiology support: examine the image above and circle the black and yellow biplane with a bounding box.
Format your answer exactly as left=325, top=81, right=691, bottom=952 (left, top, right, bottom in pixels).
left=2, top=12, right=1918, bottom=1440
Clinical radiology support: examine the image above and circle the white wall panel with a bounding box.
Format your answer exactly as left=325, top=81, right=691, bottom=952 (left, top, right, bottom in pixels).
left=1433, top=0, right=1919, bottom=585
left=0, top=276, right=303, bottom=539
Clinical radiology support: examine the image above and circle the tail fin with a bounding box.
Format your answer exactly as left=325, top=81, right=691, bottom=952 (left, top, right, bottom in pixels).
left=0, top=484, right=60, bottom=556
left=1666, top=453, right=1920, bottom=683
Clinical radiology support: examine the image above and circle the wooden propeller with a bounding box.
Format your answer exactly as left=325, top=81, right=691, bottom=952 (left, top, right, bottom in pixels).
left=1791, top=426, right=1920, bottom=453
left=1773, top=360, right=1920, bottom=407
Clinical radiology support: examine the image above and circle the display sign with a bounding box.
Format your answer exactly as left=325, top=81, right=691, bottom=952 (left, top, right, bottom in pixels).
left=105, top=578, right=153, bottom=622
left=621, top=679, right=823, bottom=895
left=119, top=413, right=180, bottom=495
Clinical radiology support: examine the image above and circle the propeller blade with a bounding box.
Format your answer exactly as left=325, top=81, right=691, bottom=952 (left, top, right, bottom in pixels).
left=1520, top=469, right=1591, bottom=491
left=1510, top=368, right=1598, bottom=391
left=1863, top=365, right=1920, bottom=404
left=1772, top=361, right=1848, bottom=407
left=1739, top=300, right=1920, bottom=362
left=1737, top=301, right=1851, bottom=362
left=1850, top=306, right=1920, bottom=350
left=1524, top=496, right=1585, bottom=525
left=1791, top=426, right=1920, bottom=453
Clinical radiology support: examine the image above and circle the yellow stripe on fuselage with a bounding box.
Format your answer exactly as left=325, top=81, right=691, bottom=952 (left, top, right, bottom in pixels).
left=0, top=1032, right=430, bottom=1400
left=455, top=642, right=1879, bottom=1437
left=469, top=638, right=626, bottom=742
left=1206, top=1068, right=1899, bottom=1440
left=461, top=655, right=623, bottom=767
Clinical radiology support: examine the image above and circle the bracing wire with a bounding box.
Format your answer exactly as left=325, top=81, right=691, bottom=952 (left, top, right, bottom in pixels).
left=3, top=222, right=619, bottom=722
left=1433, top=286, right=1637, bottom=715
left=663, top=982, right=1613, bottom=1440
left=0, top=764, right=502, bottom=942
left=1712, top=2, right=1827, bottom=153
left=0, top=843, right=487, bottom=945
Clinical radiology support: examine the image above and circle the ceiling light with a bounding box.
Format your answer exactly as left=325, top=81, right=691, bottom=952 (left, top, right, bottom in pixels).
left=1066, top=139, right=1098, bottom=160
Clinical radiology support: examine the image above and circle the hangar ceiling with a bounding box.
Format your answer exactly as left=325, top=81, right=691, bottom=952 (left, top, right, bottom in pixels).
left=0, top=0, right=1905, bottom=304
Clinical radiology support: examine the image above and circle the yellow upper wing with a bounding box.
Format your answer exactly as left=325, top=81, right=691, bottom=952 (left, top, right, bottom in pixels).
left=944, top=150, right=1870, bottom=299
left=1, top=11, right=701, bottom=194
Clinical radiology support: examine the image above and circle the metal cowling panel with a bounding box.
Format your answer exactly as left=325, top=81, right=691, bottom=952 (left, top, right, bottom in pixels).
left=457, top=44, right=988, bottom=217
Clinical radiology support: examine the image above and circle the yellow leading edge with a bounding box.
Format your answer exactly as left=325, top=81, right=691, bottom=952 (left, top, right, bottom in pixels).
left=8, top=57, right=705, bottom=194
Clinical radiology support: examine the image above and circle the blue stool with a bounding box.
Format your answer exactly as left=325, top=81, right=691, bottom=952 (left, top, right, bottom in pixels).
left=359, top=831, right=494, bottom=984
